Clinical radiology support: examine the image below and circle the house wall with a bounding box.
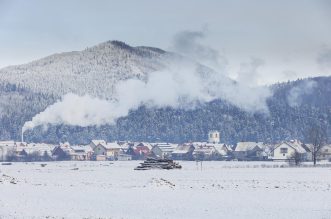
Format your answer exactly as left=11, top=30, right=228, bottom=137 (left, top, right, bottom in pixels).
left=106, top=149, right=120, bottom=159
left=233, top=151, right=247, bottom=160
left=318, top=146, right=331, bottom=160
left=94, top=145, right=107, bottom=156
left=96, top=155, right=106, bottom=161
left=272, top=143, right=296, bottom=160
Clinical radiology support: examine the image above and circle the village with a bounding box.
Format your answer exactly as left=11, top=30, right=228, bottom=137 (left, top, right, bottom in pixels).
left=0, top=131, right=330, bottom=164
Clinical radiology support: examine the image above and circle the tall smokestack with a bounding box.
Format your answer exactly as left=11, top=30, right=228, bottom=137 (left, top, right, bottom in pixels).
left=21, top=128, right=24, bottom=142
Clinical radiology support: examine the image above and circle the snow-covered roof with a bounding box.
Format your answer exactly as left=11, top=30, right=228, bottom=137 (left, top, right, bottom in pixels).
left=213, top=144, right=231, bottom=156
left=153, top=143, right=176, bottom=153
left=91, top=140, right=106, bottom=147
left=193, top=145, right=216, bottom=155
left=172, top=145, right=192, bottom=154
left=17, top=143, right=56, bottom=155
left=135, top=142, right=153, bottom=150
left=71, top=145, right=93, bottom=153
left=117, top=141, right=132, bottom=150
left=191, top=142, right=208, bottom=146
left=320, top=144, right=331, bottom=154
left=235, top=142, right=264, bottom=152
left=103, top=142, right=121, bottom=150
left=273, top=140, right=309, bottom=154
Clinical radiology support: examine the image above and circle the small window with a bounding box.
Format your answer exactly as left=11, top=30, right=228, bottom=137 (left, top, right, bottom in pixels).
left=280, top=148, right=288, bottom=154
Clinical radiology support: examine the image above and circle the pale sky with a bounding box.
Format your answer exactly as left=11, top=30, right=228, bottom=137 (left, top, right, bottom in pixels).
left=0, top=0, right=331, bottom=84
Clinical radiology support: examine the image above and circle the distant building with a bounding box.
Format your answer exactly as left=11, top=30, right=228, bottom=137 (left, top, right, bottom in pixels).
left=69, top=145, right=93, bottom=161
left=318, top=144, right=331, bottom=161
left=192, top=143, right=218, bottom=160
left=93, top=142, right=121, bottom=160
left=172, top=144, right=195, bottom=160
left=151, top=143, right=176, bottom=159
left=213, top=143, right=234, bottom=160
left=234, top=142, right=266, bottom=161
left=90, top=140, right=107, bottom=149
left=269, top=140, right=310, bottom=161
left=117, top=153, right=132, bottom=161
left=208, top=130, right=220, bottom=144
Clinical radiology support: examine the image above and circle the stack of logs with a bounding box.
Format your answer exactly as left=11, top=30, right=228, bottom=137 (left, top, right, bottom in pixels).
left=134, top=158, right=182, bottom=170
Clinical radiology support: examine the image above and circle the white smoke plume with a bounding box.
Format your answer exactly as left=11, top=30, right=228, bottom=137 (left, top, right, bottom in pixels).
left=23, top=58, right=271, bottom=133
left=287, top=80, right=317, bottom=107
left=23, top=31, right=273, bottom=133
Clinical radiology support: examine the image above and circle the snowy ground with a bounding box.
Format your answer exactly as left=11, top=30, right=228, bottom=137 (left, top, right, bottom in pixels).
left=1, top=161, right=331, bottom=219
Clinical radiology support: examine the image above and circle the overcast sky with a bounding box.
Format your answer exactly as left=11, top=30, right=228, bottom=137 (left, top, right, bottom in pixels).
left=0, top=0, right=331, bottom=84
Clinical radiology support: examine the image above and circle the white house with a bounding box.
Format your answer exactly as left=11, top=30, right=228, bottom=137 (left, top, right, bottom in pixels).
left=269, top=140, right=310, bottom=161
left=93, top=142, right=121, bottom=160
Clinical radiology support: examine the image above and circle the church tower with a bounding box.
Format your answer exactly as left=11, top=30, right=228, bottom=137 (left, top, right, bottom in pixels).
left=208, top=130, right=220, bottom=144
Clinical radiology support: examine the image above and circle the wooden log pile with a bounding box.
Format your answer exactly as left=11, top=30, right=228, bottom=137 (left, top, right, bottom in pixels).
left=134, top=158, right=182, bottom=170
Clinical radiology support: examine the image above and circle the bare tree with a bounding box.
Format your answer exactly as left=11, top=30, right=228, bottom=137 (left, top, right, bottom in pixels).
left=307, top=123, right=327, bottom=166
left=287, top=151, right=303, bottom=166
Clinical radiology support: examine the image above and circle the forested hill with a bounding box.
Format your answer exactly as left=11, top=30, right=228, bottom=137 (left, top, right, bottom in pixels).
left=0, top=76, right=329, bottom=144
left=0, top=40, right=329, bottom=144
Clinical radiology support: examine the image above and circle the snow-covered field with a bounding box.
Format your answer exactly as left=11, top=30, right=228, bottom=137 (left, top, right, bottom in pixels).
left=1, top=161, right=331, bottom=219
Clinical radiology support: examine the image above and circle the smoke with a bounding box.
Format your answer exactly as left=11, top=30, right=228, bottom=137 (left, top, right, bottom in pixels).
left=23, top=30, right=273, bottom=133
left=236, top=58, right=265, bottom=86
left=22, top=93, right=123, bottom=133
left=23, top=58, right=271, bottom=133
left=172, top=29, right=227, bottom=71
left=287, top=80, right=317, bottom=107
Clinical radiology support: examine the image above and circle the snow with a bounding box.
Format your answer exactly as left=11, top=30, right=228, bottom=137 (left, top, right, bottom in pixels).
left=0, top=41, right=166, bottom=98
left=1, top=161, right=331, bottom=219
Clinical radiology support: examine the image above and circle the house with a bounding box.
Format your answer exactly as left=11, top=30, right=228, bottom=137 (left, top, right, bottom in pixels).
left=151, top=143, right=176, bottom=158
left=172, top=144, right=195, bottom=160
left=52, top=145, right=70, bottom=160
left=135, top=142, right=153, bottom=150
left=90, top=140, right=107, bottom=149
left=93, top=142, right=121, bottom=160
left=269, top=140, right=310, bottom=161
left=69, top=145, right=93, bottom=161
left=233, top=142, right=266, bottom=161
left=52, top=142, right=73, bottom=160
left=130, top=144, right=151, bottom=160
left=24, top=143, right=56, bottom=157
left=213, top=143, right=234, bottom=160
left=192, top=143, right=219, bottom=160
left=117, top=141, right=133, bottom=152
left=316, top=144, right=331, bottom=161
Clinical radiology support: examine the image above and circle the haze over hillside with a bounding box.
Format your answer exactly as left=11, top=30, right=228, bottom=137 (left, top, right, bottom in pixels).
left=0, top=40, right=329, bottom=144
